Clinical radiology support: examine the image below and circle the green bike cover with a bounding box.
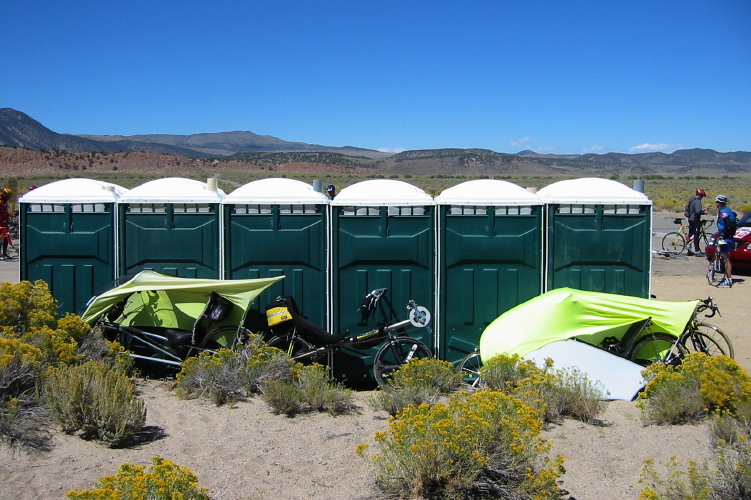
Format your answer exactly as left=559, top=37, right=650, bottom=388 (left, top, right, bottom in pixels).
left=81, top=270, right=284, bottom=330
left=479, top=287, right=698, bottom=363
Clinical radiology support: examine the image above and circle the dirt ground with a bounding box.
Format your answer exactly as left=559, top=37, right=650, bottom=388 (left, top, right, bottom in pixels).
left=0, top=211, right=748, bottom=499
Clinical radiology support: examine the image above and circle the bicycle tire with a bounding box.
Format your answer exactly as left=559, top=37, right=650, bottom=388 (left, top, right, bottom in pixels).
left=373, top=338, right=433, bottom=387
left=661, top=232, right=687, bottom=254
left=696, top=234, right=709, bottom=253
left=200, top=325, right=253, bottom=350
left=266, top=334, right=318, bottom=361
left=681, top=323, right=734, bottom=358
left=706, top=254, right=728, bottom=286
left=629, top=333, right=680, bottom=366
left=458, top=351, right=484, bottom=388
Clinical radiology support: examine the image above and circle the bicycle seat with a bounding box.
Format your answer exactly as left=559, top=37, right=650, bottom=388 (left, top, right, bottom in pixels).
left=140, top=326, right=194, bottom=347
left=266, top=296, right=349, bottom=346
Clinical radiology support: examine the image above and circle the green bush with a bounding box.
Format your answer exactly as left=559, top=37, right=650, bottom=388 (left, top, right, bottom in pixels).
left=358, top=389, right=566, bottom=499
left=42, top=361, right=146, bottom=447
left=67, top=456, right=212, bottom=499
left=481, top=354, right=607, bottom=423
left=371, top=358, right=463, bottom=416
left=261, top=363, right=356, bottom=417
left=176, top=334, right=292, bottom=405
left=637, top=353, right=751, bottom=424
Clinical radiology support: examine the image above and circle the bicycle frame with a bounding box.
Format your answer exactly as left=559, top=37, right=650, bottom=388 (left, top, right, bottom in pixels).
left=276, top=296, right=429, bottom=362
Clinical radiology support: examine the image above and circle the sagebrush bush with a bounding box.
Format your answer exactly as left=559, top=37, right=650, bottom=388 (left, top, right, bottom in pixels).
left=638, top=353, right=751, bottom=425
left=176, top=334, right=293, bottom=405
left=371, top=358, right=463, bottom=416
left=358, top=389, right=566, bottom=499
left=67, top=455, right=212, bottom=499
left=481, top=354, right=607, bottom=423
left=42, top=361, right=146, bottom=447
left=262, top=363, right=356, bottom=417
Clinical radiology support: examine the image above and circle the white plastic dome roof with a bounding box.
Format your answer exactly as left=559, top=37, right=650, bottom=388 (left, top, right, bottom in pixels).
left=18, top=178, right=128, bottom=203
left=434, top=179, right=542, bottom=206
left=224, top=178, right=328, bottom=204
left=537, top=177, right=652, bottom=205
left=119, top=177, right=226, bottom=203
left=330, top=179, right=433, bottom=206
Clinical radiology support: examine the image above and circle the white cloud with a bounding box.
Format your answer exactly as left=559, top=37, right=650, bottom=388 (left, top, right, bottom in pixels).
left=581, top=145, right=606, bottom=153
left=629, top=143, right=682, bottom=153
left=509, top=137, right=537, bottom=147
left=377, top=147, right=406, bottom=153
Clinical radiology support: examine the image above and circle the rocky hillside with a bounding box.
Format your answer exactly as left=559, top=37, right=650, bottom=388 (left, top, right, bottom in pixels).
left=2, top=107, right=751, bottom=176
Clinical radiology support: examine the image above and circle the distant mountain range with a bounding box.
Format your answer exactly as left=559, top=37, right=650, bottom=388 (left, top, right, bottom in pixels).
left=2, top=107, right=751, bottom=175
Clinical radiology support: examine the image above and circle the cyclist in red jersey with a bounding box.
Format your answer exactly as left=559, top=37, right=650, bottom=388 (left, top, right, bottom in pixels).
left=0, top=188, right=13, bottom=261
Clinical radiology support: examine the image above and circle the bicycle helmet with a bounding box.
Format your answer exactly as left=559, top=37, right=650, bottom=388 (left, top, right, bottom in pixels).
left=696, top=189, right=706, bottom=197
left=326, top=185, right=335, bottom=192
left=715, top=195, right=728, bottom=204
left=0, top=188, right=11, bottom=199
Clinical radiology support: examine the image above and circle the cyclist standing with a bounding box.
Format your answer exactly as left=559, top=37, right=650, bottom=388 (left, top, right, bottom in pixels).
left=714, top=195, right=736, bottom=287
left=0, top=188, right=13, bottom=261
left=686, top=188, right=708, bottom=256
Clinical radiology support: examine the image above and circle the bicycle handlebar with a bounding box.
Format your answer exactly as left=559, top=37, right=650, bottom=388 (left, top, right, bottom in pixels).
left=696, top=297, right=720, bottom=318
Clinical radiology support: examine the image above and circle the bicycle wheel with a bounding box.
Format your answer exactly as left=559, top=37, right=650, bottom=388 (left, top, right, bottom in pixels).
left=200, top=325, right=253, bottom=350
left=458, top=351, right=484, bottom=388
left=266, top=334, right=317, bottom=361
left=706, top=255, right=727, bottom=286
left=696, top=234, right=709, bottom=253
left=373, top=337, right=433, bottom=386
left=681, top=323, right=734, bottom=358
left=629, top=334, right=680, bottom=366
left=661, top=232, right=687, bottom=254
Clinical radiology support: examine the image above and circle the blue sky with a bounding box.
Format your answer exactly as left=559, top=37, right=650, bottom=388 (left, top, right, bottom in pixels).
left=3, top=1, right=749, bottom=155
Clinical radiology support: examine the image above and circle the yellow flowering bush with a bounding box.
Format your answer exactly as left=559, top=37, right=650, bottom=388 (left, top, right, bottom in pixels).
left=0, top=280, right=57, bottom=335
left=67, top=456, right=212, bottom=499
left=359, top=389, right=566, bottom=499
left=372, top=358, right=463, bottom=416
left=481, top=353, right=607, bottom=423
left=638, top=353, right=751, bottom=424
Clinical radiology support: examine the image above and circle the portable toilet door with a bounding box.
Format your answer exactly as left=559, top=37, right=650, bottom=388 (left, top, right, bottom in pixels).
left=434, top=180, right=544, bottom=364
left=222, top=178, right=329, bottom=334
left=19, top=179, right=128, bottom=315
left=538, top=177, right=652, bottom=297
left=330, top=179, right=435, bottom=384
left=118, top=178, right=225, bottom=278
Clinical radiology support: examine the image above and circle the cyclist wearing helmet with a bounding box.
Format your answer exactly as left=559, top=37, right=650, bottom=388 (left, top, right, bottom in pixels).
left=686, top=188, right=708, bottom=256
left=0, top=188, right=13, bottom=261
left=325, top=184, right=336, bottom=200
left=714, top=194, right=736, bottom=286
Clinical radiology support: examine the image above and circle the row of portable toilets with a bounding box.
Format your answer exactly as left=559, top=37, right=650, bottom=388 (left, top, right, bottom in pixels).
left=19, top=176, right=652, bottom=382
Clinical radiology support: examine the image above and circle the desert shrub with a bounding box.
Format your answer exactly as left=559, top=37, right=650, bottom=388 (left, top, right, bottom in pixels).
left=0, top=280, right=57, bottom=335
left=42, top=361, right=146, bottom=447
left=176, top=334, right=292, bottom=405
left=67, top=455, right=212, bottom=499
left=371, top=358, right=463, bottom=416
left=0, top=338, right=51, bottom=450
left=358, top=389, right=566, bottom=499
left=638, top=457, right=713, bottom=500
left=637, top=353, right=751, bottom=425
left=481, top=354, right=607, bottom=423
left=262, top=363, right=357, bottom=417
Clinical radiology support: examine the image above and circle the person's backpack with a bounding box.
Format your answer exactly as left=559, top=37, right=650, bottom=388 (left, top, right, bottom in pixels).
left=683, top=199, right=691, bottom=218
left=722, top=212, right=738, bottom=238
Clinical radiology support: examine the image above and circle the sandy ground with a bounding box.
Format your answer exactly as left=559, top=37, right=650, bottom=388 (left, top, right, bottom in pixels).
left=0, top=211, right=748, bottom=499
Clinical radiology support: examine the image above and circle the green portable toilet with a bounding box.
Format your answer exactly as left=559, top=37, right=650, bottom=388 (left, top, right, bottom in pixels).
left=329, top=179, right=435, bottom=384
left=538, top=177, right=652, bottom=297
left=434, top=180, right=544, bottom=363
left=223, top=178, right=329, bottom=333
left=118, top=178, right=225, bottom=278
left=18, top=178, right=128, bottom=315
